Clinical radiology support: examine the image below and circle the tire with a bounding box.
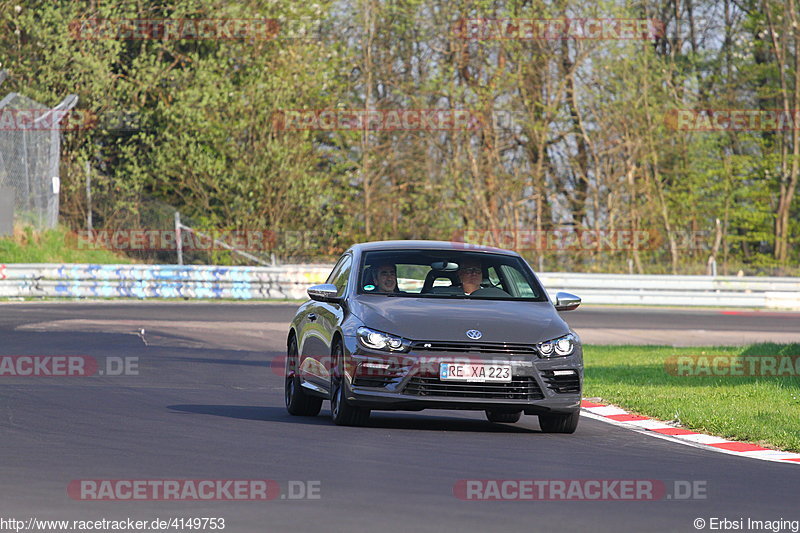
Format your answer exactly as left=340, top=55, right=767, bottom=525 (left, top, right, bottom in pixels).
left=330, top=341, right=370, bottom=426
left=485, top=410, right=522, bottom=423
left=538, top=411, right=580, bottom=433
left=285, top=336, right=322, bottom=417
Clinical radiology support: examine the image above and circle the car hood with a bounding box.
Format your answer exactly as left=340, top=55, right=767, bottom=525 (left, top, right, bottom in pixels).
left=349, top=296, right=570, bottom=344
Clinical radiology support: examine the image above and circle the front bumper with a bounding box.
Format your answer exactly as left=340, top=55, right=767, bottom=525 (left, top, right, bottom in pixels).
left=341, top=335, right=583, bottom=414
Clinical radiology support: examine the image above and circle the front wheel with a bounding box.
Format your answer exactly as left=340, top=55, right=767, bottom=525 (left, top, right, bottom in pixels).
left=285, top=337, right=322, bottom=417
left=538, top=411, right=580, bottom=433
left=330, top=342, right=370, bottom=426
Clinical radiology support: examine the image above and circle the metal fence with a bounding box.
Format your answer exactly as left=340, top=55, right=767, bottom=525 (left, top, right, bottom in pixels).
left=0, top=264, right=331, bottom=300
left=1, top=264, right=799, bottom=309
left=537, top=272, right=800, bottom=308
left=0, top=73, right=77, bottom=231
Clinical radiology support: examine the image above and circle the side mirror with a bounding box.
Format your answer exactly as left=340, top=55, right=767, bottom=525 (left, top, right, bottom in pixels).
left=554, top=292, right=581, bottom=312
left=307, top=283, right=341, bottom=302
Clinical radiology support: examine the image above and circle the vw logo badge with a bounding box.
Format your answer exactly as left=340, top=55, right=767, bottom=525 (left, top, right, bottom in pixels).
left=466, top=329, right=482, bottom=340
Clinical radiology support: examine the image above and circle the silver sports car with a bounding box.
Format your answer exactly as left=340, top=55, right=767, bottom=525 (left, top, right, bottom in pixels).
left=285, top=240, right=583, bottom=432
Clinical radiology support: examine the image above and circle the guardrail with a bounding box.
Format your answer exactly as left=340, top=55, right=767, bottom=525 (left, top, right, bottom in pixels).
left=0, top=264, right=331, bottom=300
left=537, top=272, right=800, bottom=309
left=1, top=264, right=799, bottom=309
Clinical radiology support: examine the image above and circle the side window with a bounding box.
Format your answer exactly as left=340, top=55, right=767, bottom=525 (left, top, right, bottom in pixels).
left=326, top=255, right=352, bottom=295
left=487, top=266, right=501, bottom=287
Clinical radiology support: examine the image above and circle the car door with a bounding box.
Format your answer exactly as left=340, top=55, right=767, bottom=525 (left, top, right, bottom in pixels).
left=298, top=253, right=351, bottom=390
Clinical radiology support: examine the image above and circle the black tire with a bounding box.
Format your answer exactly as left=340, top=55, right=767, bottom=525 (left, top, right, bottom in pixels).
left=485, top=410, right=522, bottom=423
left=330, top=341, right=370, bottom=426
left=285, top=336, right=322, bottom=417
left=538, top=411, right=580, bottom=433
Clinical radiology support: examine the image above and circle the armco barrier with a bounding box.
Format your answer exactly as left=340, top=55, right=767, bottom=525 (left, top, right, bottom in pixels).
left=536, top=272, right=800, bottom=309
left=0, top=264, right=799, bottom=309
left=0, top=264, right=331, bottom=300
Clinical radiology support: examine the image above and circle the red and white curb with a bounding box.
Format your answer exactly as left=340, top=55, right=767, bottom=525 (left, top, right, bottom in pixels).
left=581, top=400, right=800, bottom=465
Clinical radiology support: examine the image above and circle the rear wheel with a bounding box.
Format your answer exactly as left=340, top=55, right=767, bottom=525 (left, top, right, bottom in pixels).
left=538, top=411, right=580, bottom=433
left=285, top=336, right=322, bottom=416
left=485, top=410, right=522, bottom=423
left=330, top=341, right=370, bottom=426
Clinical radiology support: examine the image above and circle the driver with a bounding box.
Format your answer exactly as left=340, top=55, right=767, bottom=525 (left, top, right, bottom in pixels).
left=457, top=258, right=482, bottom=295
left=375, top=263, right=400, bottom=293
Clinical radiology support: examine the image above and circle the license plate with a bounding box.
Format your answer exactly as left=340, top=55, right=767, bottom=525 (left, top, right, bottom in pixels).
left=439, top=363, right=512, bottom=382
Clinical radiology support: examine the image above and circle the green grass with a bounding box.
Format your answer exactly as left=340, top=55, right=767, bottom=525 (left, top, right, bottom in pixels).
left=584, top=343, right=800, bottom=452
left=0, top=226, right=131, bottom=264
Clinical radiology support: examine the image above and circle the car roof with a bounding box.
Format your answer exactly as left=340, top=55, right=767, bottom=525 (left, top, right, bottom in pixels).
left=347, top=240, right=521, bottom=257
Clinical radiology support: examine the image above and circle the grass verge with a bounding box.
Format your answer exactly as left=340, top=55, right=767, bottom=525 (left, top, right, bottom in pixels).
left=0, top=226, right=130, bottom=264
left=583, top=343, right=800, bottom=452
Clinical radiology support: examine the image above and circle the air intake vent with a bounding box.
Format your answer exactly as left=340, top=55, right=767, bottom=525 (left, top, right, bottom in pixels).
left=541, top=370, right=581, bottom=393
left=404, top=376, right=544, bottom=400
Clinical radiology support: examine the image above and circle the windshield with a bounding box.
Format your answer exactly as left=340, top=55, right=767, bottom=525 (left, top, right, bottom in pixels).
left=358, top=250, right=547, bottom=300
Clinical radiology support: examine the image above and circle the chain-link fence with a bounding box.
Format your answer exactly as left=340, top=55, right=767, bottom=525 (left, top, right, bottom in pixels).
left=0, top=73, right=76, bottom=231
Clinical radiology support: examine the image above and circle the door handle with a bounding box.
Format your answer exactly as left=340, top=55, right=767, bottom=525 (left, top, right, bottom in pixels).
left=308, top=313, right=317, bottom=322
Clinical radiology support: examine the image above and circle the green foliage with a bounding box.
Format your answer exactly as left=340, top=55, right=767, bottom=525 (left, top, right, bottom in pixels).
left=584, top=343, right=800, bottom=451
left=0, top=0, right=796, bottom=271
left=0, top=226, right=130, bottom=263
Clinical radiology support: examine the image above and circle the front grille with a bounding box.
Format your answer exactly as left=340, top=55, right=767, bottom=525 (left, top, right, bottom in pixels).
left=541, top=370, right=581, bottom=393
left=403, top=376, right=544, bottom=400
left=411, top=341, right=538, bottom=356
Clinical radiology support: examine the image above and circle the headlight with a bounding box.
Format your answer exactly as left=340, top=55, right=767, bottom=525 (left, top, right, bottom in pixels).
left=357, top=327, right=410, bottom=352
left=538, top=333, right=577, bottom=357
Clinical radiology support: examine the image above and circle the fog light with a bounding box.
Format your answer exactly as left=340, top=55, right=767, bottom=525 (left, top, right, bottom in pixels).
left=362, top=362, right=390, bottom=369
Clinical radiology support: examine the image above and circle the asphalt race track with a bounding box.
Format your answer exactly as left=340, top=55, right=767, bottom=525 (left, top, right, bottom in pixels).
left=0, top=302, right=798, bottom=532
